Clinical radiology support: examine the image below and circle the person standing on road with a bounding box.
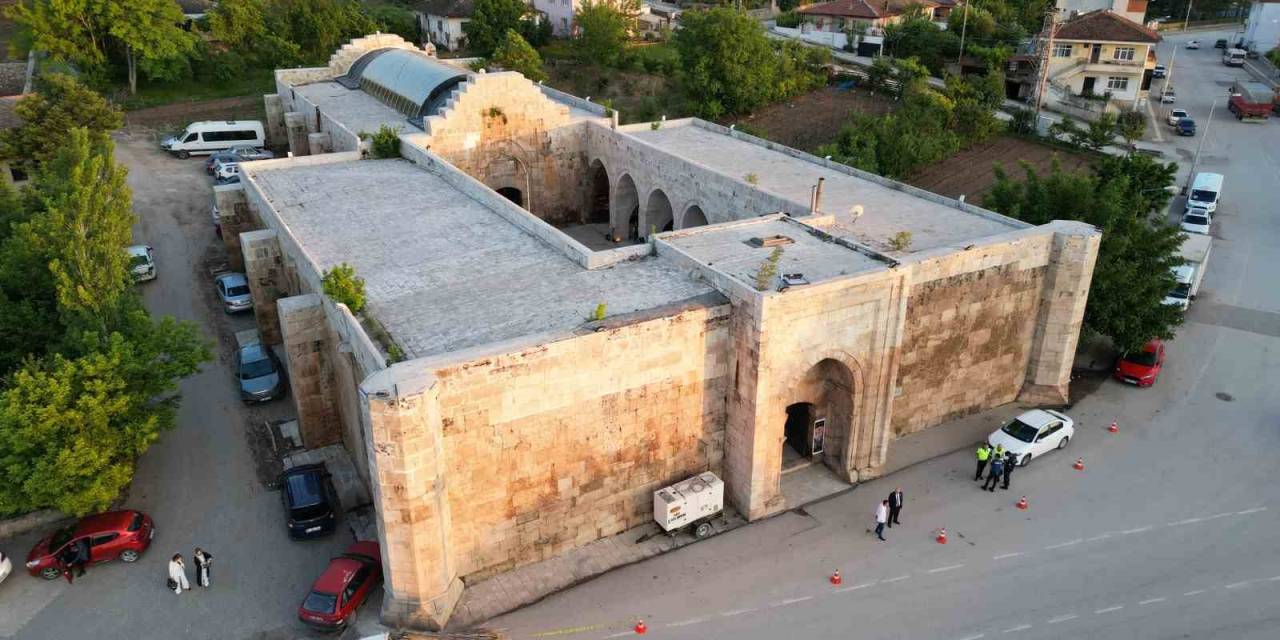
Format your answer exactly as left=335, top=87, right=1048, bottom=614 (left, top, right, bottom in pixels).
left=168, top=554, right=191, bottom=595
left=72, top=538, right=89, bottom=577
left=1001, top=451, right=1017, bottom=490
left=887, top=488, right=904, bottom=527
left=874, top=500, right=889, bottom=541
left=974, top=443, right=992, bottom=481
left=983, top=456, right=1005, bottom=492
left=193, top=548, right=213, bottom=588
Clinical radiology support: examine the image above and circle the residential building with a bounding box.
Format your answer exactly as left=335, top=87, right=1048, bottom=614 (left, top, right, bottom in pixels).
left=1056, top=0, right=1148, bottom=24
left=248, top=33, right=1098, bottom=631
left=533, top=0, right=579, bottom=36
left=413, top=0, right=473, bottom=51
left=1243, top=0, right=1280, bottom=55
left=795, top=0, right=956, bottom=35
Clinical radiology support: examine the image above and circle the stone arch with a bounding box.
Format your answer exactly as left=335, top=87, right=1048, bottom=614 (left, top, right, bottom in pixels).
left=612, top=173, right=640, bottom=241
left=782, top=355, right=867, bottom=481
left=680, top=204, right=709, bottom=229
left=496, top=186, right=523, bottom=206
left=586, top=159, right=610, bottom=224
left=644, top=189, right=674, bottom=236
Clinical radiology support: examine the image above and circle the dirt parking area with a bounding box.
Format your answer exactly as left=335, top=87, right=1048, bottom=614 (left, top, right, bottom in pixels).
left=728, top=84, right=896, bottom=153
left=906, top=135, right=1096, bottom=205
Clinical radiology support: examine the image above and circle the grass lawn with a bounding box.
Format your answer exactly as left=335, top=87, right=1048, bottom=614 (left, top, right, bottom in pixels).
left=117, top=67, right=277, bottom=111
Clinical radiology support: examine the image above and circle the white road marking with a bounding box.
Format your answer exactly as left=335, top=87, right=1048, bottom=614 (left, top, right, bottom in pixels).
left=1084, top=533, right=1113, bottom=542
left=1139, top=597, right=1167, bottom=605
left=1236, top=507, right=1267, bottom=515
left=993, top=552, right=1024, bottom=560
left=604, top=632, right=632, bottom=638
left=1045, top=539, right=1083, bottom=550
left=1168, top=517, right=1204, bottom=526
left=882, top=575, right=911, bottom=583
left=1047, top=614, right=1078, bottom=624
left=1002, top=624, right=1032, bottom=633
left=721, top=608, right=755, bottom=617
left=836, top=582, right=876, bottom=593
left=1205, top=512, right=1234, bottom=520
left=1225, top=581, right=1253, bottom=590
left=928, top=564, right=965, bottom=574
left=958, top=634, right=986, bottom=640
left=779, top=596, right=812, bottom=605
left=1119, top=526, right=1152, bottom=535
left=1184, top=590, right=1207, bottom=596
left=1268, top=576, right=1280, bottom=582
left=667, top=618, right=708, bottom=627
left=1095, top=606, right=1124, bottom=614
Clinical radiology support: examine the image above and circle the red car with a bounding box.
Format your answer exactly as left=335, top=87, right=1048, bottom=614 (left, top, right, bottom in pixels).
left=1114, top=339, right=1165, bottom=387
left=298, top=541, right=383, bottom=630
left=25, top=510, right=155, bottom=579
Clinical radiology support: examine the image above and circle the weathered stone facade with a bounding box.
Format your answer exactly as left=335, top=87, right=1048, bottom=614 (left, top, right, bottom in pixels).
left=231, top=35, right=1102, bottom=630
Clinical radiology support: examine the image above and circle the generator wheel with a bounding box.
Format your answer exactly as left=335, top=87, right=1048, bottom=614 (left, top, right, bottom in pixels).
left=694, top=522, right=713, bottom=539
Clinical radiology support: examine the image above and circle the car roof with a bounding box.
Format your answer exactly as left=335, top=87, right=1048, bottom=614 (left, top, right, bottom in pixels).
left=126, top=245, right=150, bottom=258
left=1013, top=409, right=1060, bottom=429
left=74, top=510, right=136, bottom=535
left=217, top=272, right=248, bottom=287
left=239, top=343, right=271, bottom=361
left=313, top=556, right=364, bottom=593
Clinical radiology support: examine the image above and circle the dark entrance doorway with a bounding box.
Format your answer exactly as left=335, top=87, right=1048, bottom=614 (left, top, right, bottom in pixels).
left=1081, top=76, right=1096, bottom=96
left=587, top=162, right=609, bottom=224
left=497, top=187, right=523, bottom=207
left=1089, top=44, right=1101, bottom=63
left=784, top=402, right=824, bottom=471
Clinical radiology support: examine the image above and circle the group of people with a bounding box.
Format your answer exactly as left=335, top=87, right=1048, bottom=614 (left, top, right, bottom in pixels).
left=872, top=487, right=905, bottom=541
left=974, top=443, right=1017, bottom=492
left=167, top=548, right=213, bottom=595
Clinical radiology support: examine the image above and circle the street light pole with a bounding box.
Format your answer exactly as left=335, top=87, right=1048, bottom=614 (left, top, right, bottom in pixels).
left=1184, top=98, right=1216, bottom=194
left=1182, top=0, right=1194, bottom=32
left=957, top=2, right=970, bottom=65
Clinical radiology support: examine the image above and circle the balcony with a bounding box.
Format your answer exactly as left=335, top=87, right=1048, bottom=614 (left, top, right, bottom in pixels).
left=1083, top=57, right=1145, bottom=73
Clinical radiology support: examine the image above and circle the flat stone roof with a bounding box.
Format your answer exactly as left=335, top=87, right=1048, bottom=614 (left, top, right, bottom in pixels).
left=664, top=217, right=888, bottom=287
left=627, top=123, right=1025, bottom=253
left=294, top=81, right=407, bottom=135
left=246, top=159, right=715, bottom=359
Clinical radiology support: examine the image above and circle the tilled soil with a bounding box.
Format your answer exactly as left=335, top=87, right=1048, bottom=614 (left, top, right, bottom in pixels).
left=728, top=84, right=897, bottom=153
left=906, top=135, right=1095, bottom=205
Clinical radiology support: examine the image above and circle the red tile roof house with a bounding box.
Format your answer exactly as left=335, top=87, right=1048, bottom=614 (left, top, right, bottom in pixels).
left=795, top=0, right=957, bottom=35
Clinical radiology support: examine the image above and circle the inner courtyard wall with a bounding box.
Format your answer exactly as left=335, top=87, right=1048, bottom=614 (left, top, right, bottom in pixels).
left=426, top=298, right=731, bottom=580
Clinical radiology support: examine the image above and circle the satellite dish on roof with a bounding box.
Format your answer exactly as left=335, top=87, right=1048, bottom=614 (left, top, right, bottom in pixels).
left=850, top=205, right=864, bottom=222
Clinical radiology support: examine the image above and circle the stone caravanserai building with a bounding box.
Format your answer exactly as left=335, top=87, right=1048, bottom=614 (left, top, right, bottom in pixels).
left=218, top=34, right=1100, bottom=629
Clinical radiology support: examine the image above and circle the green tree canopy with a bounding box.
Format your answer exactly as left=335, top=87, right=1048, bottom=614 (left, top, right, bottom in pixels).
left=490, top=29, right=546, bottom=82
left=321, top=262, right=367, bottom=313
left=983, top=156, right=1183, bottom=352
left=0, top=73, right=122, bottom=166
left=573, top=0, right=635, bottom=67
left=818, top=84, right=960, bottom=179
left=464, top=0, right=530, bottom=57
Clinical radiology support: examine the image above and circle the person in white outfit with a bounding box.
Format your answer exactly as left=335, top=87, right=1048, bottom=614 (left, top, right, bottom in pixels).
left=168, top=554, right=191, bottom=594
left=874, top=500, right=889, bottom=541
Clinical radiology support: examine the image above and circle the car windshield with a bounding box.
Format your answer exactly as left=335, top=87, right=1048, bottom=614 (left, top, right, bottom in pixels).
left=302, top=590, right=338, bottom=614
left=1126, top=350, right=1159, bottom=366
left=226, top=285, right=250, bottom=297
left=1169, top=283, right=1190, bottom=299
left=1001, top=419, right=1039, bottom=443
left=240, top=357, right=275, bottom=379
left=130, top=255, right=150, bottom=268
left=286, top=472, right=324, bottom=508
left=1184, top=214, right=1209, bottom=225
left=1189, top=189, right=1215, bottom=203
left=48, top=525, right=75, bottom=552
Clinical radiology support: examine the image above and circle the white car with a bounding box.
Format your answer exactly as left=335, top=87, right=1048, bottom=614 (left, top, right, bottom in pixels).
left=1180, top=209, right=1211, bottom=235
left=127, top=244, right=156, bottom=282
left=214, top=160, right=240, bottom=181
left=1166, top=108, right=1189, bottom=126
left=1186, top=40, right=1200, bottom=49
left=0, top=549, right=11, bottom=585
left=987, top=409, right=1075, bottom=467
left=1160, top=90, right=1177, bottom=103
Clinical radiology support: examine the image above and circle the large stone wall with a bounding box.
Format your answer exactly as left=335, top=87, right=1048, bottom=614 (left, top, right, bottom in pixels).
left=430, top=298, right=730, bottom=579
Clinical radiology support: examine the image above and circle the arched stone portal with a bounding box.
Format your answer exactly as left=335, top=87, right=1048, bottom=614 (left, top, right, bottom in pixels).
left=497, top=187, right=523, bottom=207
left=784, top=358, right=857, bottom=480
left=587, top=160, right=610, bottom=224
left=681, top=204, right=709, bottom=229
left=613, top=174, right=640, bottom=241
left=645, top=189, right=674, bottom=235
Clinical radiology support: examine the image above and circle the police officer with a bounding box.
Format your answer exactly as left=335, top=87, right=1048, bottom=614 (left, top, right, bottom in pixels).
left=983, top=455, right=1005, bottom=492
left=974, top=443, right=992, bottom=481
left=1001, top=451, right=1017, bottom=490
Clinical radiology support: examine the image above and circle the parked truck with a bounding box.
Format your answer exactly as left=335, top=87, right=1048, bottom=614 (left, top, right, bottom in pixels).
left=1177, top=233, right=1211, bottom=302
left=1227, top=81, right=1274, bottom=121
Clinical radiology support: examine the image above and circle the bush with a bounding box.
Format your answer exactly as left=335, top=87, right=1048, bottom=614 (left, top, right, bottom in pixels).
left=321, top=263, right=367, bottom=313
left=362, top=125, right=402, bottom=159
left=490, top=29, right=547, bottom=82
left=775, top=10, right=802, bottom=28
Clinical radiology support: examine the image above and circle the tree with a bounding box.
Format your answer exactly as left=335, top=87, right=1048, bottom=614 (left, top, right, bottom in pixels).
left=108, top=0, right=198, bottom=93
left=464, top=0, right=529, bottom=57
left=573, top=0, right=635, bottom=67
left=266, top=0, right=378, bottom=63
left=818, top=84, right=960, bottom=178
left=490, top=29, right=546, bottom=82
left=883, top=15, right=960, bottom=75
left=322, top=262, right=367, bottom=313
left=983, top=156, right=1184, bottom=352
left=208, top=0, right=301, bottom=67
left=1081, top=112, right=1118, bottom=151
left=0, top=74, right=122, bottom=166
left=1116, top=109, right=1146, bottom=147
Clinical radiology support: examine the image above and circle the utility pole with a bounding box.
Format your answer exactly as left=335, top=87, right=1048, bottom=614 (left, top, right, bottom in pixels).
left=1184, top=98, right=1216, bottom=194
left=1181, top=0, right=1194, bottom=32
left=1161, top=47, right=1177, bottom=104
left=1032, top=7, right=1060, bottom=122
left=957, top=1, right=971, bottom=66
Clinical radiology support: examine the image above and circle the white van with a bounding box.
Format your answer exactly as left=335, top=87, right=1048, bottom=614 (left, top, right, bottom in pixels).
left=1186, top=172, right=1223, bottom=213
left=161, top=121, right=266, bottom=159
left=1222, top=48, right=1246, bottom=66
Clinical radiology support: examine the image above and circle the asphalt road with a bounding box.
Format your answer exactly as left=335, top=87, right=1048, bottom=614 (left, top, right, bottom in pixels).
left=490, top=29, right=1280, bottom=640
left=0, top=133, right=362, bottom=639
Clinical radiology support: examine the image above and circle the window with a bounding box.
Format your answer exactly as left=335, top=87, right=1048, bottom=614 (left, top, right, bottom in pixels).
left=183, top=132, right=198, bottom=143
left=1036, top=422, right=1062, bottom=441
left=344, top=566, right=371, bottom=602
left=1052, top=43, right=1072, bottom=57
left=561, top=17, right=568, bottom=28
left=1113, top=47, right=1135, bottom=61
left=90, top=533, right=119, bottom=547
left=1106, top=76, right=1129, bottom=91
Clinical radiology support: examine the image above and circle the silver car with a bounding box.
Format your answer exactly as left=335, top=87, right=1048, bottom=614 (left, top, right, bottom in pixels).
left=215, top=272, right=253, bottom=313
left=226, top=145, right=275, bottom=162
left=235, top=343, right=286, bottom=403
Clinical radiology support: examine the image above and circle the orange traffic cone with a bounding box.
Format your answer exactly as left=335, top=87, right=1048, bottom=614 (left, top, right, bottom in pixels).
left=936, top=527, right=947, bottom=544
left=830, top=569, right=842, bottom=585
left=1074, top=457, right=1085, bottom=471
left=1108, top=420, right=1119, bottom=433
left=1017, top=496, right=1028, bottom=510
left=634, top=620, right=647, bottom=635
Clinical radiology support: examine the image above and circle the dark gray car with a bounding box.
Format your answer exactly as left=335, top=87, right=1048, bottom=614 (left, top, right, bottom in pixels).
left=236, top=343, right=286, bottom=403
